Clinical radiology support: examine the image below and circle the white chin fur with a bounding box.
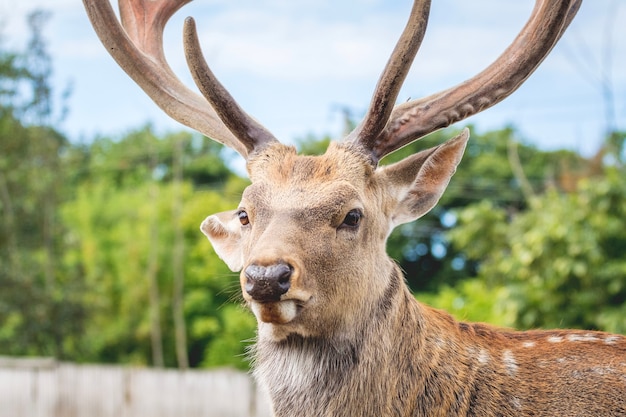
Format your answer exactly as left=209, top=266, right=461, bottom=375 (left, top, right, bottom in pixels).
left=251, top=300, right=298, bottom=325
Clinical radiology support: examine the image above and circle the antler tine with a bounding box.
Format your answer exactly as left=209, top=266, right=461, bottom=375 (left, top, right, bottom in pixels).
left=183, top=18, right=277, bottom=152
left=360, top=0, right=581, bottom=162
left=83, top=0, right=276, bottom=158
left=345, top=0, right=431, bottom=150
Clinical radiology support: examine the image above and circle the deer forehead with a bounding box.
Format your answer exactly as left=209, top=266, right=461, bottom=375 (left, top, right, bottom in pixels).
left=244, top=142, right=380, bottom=211
left=248, top=143, right=371, bottom=180
left=242, top=181, right=361, bottom=216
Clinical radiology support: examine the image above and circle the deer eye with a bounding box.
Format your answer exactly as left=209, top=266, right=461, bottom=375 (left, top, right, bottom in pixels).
left=237, top=210, right=250, bottom=226
left=341, top=209, right=362, bottom=228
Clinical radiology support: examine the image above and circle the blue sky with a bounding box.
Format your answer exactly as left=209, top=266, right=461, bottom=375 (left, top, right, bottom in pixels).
left=2, top=0, right=625, bottom=157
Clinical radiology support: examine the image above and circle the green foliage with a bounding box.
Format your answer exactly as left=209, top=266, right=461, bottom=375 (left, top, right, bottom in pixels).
left=201, top=304, right=256, bottom=369
left=84, top=127, right=232, bottom=187
left=0, top=49, right=29, bottom=112
left=0, top=13, right=83, bottom=359
left=417, top=279, right=517, bottom=328
left=59, top=131, right=255, bottom=367
left=383, top=126, right=582, bottom=292
left=445, top=169, right=626, bottom=333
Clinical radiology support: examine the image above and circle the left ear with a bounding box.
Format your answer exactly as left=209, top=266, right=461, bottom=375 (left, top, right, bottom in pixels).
left=200, top=210, right=244, bottom=272
left=379, top=128, right=469, bottom=227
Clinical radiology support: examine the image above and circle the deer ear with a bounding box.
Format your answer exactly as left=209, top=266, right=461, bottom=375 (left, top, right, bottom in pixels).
left=200, top=210, right=244, bottom=272
left=381, top=128, right=469, bottom=227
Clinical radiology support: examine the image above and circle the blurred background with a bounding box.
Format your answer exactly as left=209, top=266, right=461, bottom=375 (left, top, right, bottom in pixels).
left=0, top=0, right=624, bottom=414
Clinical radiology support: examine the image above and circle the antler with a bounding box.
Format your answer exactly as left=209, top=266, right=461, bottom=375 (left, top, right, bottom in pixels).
left=347, top=0, right=582, bottom=163
left=345, top=0, right=431, bottom=149
left=82, top=0, right=277, bottom=158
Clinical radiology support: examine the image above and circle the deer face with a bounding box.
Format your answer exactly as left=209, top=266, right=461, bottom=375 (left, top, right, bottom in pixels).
left=202, top=132, right=468, bottom=341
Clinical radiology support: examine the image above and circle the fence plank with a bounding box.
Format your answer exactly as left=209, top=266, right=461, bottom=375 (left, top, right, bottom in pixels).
left=0, top=360, right=272, bottom=417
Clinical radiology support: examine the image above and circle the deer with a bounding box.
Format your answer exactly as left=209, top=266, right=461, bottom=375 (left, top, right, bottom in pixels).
left=84, top=0, right=626, bottom=415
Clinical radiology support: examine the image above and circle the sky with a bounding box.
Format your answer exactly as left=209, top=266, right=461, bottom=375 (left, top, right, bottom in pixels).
left=1, top=0, right=625, bottom=158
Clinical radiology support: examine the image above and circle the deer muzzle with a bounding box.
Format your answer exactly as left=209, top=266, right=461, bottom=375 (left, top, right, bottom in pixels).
left=244, top=262, right=292, bottom=303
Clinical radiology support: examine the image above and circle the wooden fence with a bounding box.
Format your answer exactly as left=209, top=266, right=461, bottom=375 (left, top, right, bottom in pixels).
left=0, top=357, right=271, bottom=417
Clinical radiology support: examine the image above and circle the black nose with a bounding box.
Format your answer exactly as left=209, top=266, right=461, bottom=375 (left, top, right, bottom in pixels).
left=244, top=262, right=292, bottom=302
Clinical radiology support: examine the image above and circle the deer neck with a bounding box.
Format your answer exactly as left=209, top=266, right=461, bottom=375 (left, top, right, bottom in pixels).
left=252, top=264, right=429, bottom=416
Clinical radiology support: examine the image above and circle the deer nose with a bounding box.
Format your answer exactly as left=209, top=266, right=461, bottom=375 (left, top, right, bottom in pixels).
left=244, top=262, right=292, bottom=303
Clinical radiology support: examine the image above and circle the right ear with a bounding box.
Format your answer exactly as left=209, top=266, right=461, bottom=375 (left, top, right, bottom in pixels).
left=200, top=210, right=243, bottom=272
left=379, top=128, right=469, bottom=227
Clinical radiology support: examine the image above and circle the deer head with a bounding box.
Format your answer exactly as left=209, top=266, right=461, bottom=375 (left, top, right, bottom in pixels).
left=83, top=0, right=581, bottom=344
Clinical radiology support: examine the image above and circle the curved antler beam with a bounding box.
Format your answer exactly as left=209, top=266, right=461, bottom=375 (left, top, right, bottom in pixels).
left=183, top=17, right=277, bottom=154
left=349, top=0, right=581, bottom=162
left=83, top=0, right=275, bottom=158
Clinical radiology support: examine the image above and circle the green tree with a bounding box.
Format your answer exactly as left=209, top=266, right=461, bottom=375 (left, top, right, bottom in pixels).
left=60, top=126, right=255, bottom=368
left=82, top=126, right=232, bottom=187
left=443, top=159, right=626, bottom=333
left=0, top=10, right=84, bottom=359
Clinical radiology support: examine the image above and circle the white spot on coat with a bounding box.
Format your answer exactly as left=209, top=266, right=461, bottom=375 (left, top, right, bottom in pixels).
left=478, top=349, right=490, bottom=364
left=567, top=334, right=600, bottom=343
left=511, top=397, right=522, bottom=410
left=502, top=350, right=518, bottom=376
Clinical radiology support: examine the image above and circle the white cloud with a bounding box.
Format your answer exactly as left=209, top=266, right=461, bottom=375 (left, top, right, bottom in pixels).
left=165, top=5, right=403, bottom=81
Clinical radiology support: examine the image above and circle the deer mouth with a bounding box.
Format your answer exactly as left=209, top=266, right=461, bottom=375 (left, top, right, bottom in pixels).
left=250, top=299, right=308, bottom=325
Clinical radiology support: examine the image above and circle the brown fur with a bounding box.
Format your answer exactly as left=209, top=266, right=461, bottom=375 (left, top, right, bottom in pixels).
left=202, top=136, right=626, bottom=417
